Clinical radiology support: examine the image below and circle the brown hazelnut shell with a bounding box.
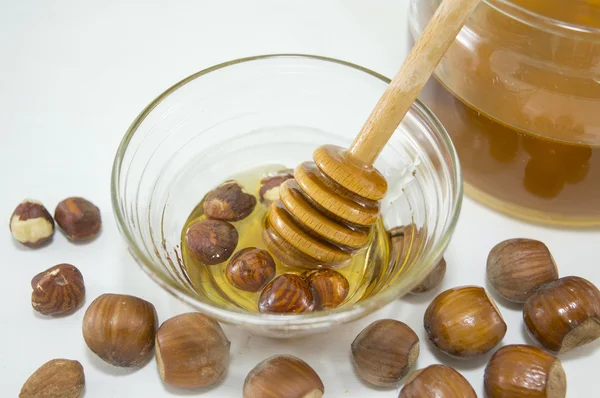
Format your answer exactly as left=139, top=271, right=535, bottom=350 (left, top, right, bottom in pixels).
left=487, top=238, right=559, bottom=303
left=410, top=257, right=446, bottom=294
left=31, top=263, right=85, bottom=316
left=484, top=344, right=566, bottom=398
left=424, top=286, right=507, bottom=358
left=226, top=247, right=276, bottom=292
left=351, top=319, right=419, bottom=387
left=82, top=293, right=158, bottom=367
left=399, top=365, right=476, bottom=398
left=305, top=268, right=349, bottom=310
left=185, top=219, right=238, bottom=265
left=523, top=276, right=600, bottom=353
left=258, top=273, right=314, bottom=314
left=243, top=355, right=324, bottom=398
left=155, top=312, right=230, bottom=388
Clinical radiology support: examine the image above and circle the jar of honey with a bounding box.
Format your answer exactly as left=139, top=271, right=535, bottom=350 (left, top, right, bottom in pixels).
left=410, top=0, right=600, bottom=226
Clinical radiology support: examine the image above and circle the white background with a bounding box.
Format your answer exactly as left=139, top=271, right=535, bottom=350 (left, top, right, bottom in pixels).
left=1, top=1, right=599, bottom=397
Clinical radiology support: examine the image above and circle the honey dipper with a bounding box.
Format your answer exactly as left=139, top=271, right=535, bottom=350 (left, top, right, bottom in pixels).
left=264, top=0, right=481, bottom=267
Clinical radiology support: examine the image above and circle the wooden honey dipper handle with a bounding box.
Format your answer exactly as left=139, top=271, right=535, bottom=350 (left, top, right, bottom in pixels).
left=347, top=0, right=481, bottom=166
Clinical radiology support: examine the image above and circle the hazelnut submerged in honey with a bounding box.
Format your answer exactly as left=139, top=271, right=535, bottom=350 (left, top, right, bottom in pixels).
left=523, top=276, right=600, bottom=353
left=304, top=269, right=349, bottom=310
left=484, top=344, right=567, bottom=398
left=424, top=286, right=507, bottom=358
left=203, top=181, right=256, bottom=221
left=487, top=238, right=559, bottom=303
left=185, top=219, right=238, bottom=265
left=226, top=247, right=276, bottom=292
left=259, top=170, right=294, bottom=203
left=258, top=273, right=314, bottom=314
left=351, top=319, right=419, bottom=387
left=399, top=365, right=476, bottom=398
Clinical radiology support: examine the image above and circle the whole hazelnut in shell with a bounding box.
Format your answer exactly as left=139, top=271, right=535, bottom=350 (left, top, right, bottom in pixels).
left=399, top=365, right=476, bottom=398
left=305, top=268, right=349, bottom=310
left=487, top=238, right=559, bottom=303
left=410, top=257, right=446, bottom=294
left=524, top=276, right=600, bottom=353
left=203, top=181, right=256, bottom=221
left=424, top=286, right=507, bottom=358
left=10, top=199, right=55, bottom=248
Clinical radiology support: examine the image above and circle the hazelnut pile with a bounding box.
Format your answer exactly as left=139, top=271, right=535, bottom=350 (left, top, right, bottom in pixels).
left=185, top=173, right=351, bottom=314
left=13, top=187, right=599, bottom=398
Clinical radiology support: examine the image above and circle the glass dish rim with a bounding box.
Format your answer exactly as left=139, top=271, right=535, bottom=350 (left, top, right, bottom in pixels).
left=110, top=53, right=463, bottom=328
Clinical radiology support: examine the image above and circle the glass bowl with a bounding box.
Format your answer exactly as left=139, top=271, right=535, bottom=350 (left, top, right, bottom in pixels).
left=111, top=54, right=462, bottom=338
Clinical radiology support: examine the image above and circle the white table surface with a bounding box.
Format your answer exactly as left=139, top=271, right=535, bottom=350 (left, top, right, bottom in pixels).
left=1, top=1, right=599, bottom=397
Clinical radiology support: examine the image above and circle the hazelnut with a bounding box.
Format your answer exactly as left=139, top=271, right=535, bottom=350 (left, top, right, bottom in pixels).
left=243, top=354, right=324, bottom=398
left=203, top=180, right=257, bottom=221
left=259, top=170, right=294, bottom=202
left=487, top=238, right=559, bottom=303
left=410, top=257, right=446, bottom=294
left=54, top=197, right=101, bottom=241
left=523, top=276, right=600, bottom=353
left=484, top=344, right=566, bottom=398
left=424, top=286, right=507, bottom=358
left=31, top=263, right=85, bottom=316
left=351, top=319, right=419, bottom=387
left=258, top=273, right=314, bottom=314
left=226, top=247, right=276, bottom=292
left=399, top=365, right=476, bottom=398
left=19, top=358, right=84, bottom=398
left=185, top=219, right=238, bottom=265
left=388, top=224, right=422, bottom=268
left=155, top=312, right=230, bottom=388
left=82, top=293, right=158, bottom=367
left=305, top=269, right=349, bottom=310
left=9, top=199, right=55, bottom=248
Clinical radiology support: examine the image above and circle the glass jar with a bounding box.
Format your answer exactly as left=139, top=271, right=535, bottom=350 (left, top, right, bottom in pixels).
left=111, top=55, right=462, bottom=338
left=410, top=0, right=600, bottom=226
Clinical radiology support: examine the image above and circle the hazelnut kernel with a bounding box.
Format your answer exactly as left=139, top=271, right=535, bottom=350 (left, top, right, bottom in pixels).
left=243, top=355, right=324, bottom=398
left=524, top=276, right=600, bottom=353
left=54, top=197, right=101, bottom=242
left=351, top=319, right=419, bottom=387
left=31, top=263, right=85, bottom=316
left=185, top=219, right=238, bottom=265
left=203, top=180, right=257, bottom=221
left=484, top=344, right=566, bottom=398
left=410, top=257, right=446, bottom=294
left=226, top=247, right=276, bottom=292
left=304, top=268, right=349, bottom=310
left=258, top=273, right=314, bottom=314
left=19, top=358, right=85, bottom=398
left=9, top=199, right=55, bottom=248
left=259, top=170, right=294, bottom=203
left=399, top=365, right=476, bottom=398
left=424, top=286, right=507, bottom=358
left=82, top=293, right=158, bottom=367
left=155, top=313, right=230, bottom=389
left=487, top=238, right=559, bottom=303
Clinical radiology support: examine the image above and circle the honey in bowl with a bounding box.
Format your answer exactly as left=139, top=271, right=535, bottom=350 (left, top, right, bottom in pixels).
left=412, top=0, right=600, bottom=225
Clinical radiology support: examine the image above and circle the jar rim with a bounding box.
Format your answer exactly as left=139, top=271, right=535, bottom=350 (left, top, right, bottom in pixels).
left=486, top=0, right=600, bottom=39
left=111, top=54, right=463, bottom=333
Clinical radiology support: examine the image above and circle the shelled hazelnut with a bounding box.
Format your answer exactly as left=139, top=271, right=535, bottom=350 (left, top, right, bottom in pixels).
left=259, top=170, right=294, bottom=203
left=304, top=269, right=349, bottom=310
left=399, top=365, right=476, bottom=398
left=155, top=313, right=230, bottom=389
left=9, top=199, right=55, bottom=248
left=226, top=247, right=276, bottom=292
left=484, top=344, right=566, bottom=398
left=410, top=257, right=446, bottom=294
left=424, top=286, right=506, bottom=358
left=31, top=264, right=85, bottom=316
left=19, top=359, right=84, bottom=398
left=243, top=355, right=324, bottom=398
left=54, top=197, right=101, bottom=242
left=203, top=181, right=256, bottom=221
left=258, top=273, right=314, bottom=314
left=351, top=319, right=419, bottom=387
left=524, top=276, right=600, bottom=353
left=82, top=293, right=158, bottom=367
left=185, top=219, right=238, bottom=265
left=487, top=238, right=559, bottom=303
